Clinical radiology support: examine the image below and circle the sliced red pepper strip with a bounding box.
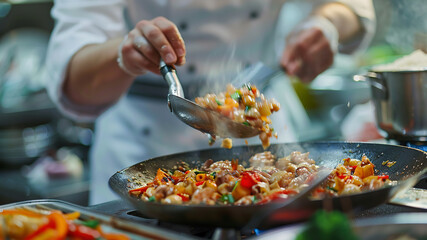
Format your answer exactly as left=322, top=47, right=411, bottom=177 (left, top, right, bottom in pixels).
left=257, top=189, right=298, bottom=204
left=195, top=181, right=205, bottom=186
left=129, top=184, right=152, bottom=194
left=67, top=221, right=101, bottom=240
left=24, top=220, right=55, bottom=240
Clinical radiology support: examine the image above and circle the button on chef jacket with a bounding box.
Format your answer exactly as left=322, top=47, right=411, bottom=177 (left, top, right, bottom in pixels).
left=45, top=0, right=375, bottom=204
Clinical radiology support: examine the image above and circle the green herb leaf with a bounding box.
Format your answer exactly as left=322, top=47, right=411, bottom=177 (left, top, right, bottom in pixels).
left=243, top=83, right=252, bottom=91
left=242, top=121, right=250, bottom=126
left=232, top=181, right=239, bottom=192
left=295, top=210, right=358, bottom=240
left=194, top=171, right=207, bottom=175
left=245, top=105, right=251, bottom=112
left=326, top=186, right=338, bottom=192
left=215, top=98, right=222, bottom=106
left=231, top=91, right=241, bottom=101
left=81, top=220, right=100, bottom=229
left=252, top=195, right=258, bottom=203
left=210, top=172, right=217, bottom=178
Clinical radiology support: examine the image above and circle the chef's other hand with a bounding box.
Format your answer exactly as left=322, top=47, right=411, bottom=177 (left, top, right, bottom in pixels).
left=118, top=17, right=186, bottom=76
left=281, top=16, right=339, bottom=83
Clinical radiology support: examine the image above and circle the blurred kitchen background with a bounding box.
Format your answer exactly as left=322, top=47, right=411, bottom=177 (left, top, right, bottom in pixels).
left=0, top=0, right=425, bottom=206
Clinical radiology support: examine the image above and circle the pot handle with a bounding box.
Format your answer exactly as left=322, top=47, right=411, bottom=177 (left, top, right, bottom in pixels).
left=353, top=72, right=388, bottom=100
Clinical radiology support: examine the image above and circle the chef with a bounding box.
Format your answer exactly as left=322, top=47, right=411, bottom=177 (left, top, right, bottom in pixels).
left=45, top=0, right=375, bottom=204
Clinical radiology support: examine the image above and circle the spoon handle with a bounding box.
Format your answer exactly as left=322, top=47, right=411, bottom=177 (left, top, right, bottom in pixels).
left=159, top=60, right=185, bottom=99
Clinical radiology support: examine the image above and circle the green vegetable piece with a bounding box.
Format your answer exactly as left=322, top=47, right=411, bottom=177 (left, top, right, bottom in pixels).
left=231, top=91, right=241, bottom=101
left=81, top=220, right=100, bottom=229
left=215, top=98, right=222, bottom=106
left=326, top=186, right=338, bottom=192
left=210, top=172, right=217, bottom=178
left=194, top=171, right=207, bottom=175
left=245, top=105, right=251, bottom=112
left=220, top=194, right=229, bottom=202
left=228, top=194, right=235, bottom=204
left=242, top=121, right=250, bottom=126
left=295, top=210, right=358, bottom=240
left=148, top=196, right=156, bottom=202
left=243, top=83, right=252, bottom=91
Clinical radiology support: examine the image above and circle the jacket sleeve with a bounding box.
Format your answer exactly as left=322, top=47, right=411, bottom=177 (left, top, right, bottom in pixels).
left=337, top=0, right=376, bottom=54
left=45, top=0, right=127, bottom=122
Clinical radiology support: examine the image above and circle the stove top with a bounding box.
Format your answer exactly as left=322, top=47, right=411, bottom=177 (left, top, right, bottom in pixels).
left=87, top=198, right=427, bottom=240
left=90, top=140, right=427, bottom=239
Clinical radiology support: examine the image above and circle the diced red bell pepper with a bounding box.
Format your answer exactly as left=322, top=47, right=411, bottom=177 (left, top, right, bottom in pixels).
left=240, top=171, right=260, bottom=188
left=177, top=193, right=190, bottom=202
left=129, top=185, right=150, bottom=194
left=337, top=174, right=347, bottom=179
left=378, top=175, right=389, bottom=181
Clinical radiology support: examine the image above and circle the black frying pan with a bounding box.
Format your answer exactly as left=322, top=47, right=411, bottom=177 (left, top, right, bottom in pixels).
left=109, top=142, right=427, bottom=229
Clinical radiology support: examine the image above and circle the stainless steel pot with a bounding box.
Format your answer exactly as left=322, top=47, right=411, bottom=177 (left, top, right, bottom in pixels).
left=354, top=70, right=427, bottom=141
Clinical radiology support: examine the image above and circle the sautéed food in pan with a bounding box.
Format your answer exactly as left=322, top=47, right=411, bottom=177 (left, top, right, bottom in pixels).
left=129, top=151, right=392, bottom=205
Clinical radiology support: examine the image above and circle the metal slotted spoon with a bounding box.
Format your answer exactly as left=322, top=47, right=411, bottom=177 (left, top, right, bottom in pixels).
left=159, top=59, right=260, bottom=138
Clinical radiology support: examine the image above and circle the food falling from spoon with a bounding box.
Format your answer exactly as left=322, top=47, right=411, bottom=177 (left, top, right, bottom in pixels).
left=195, top=83, right=280, bottom=148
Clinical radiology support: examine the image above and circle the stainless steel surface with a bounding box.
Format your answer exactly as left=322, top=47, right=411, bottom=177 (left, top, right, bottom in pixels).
left=252, top=212, right=427, bottom=240
left=354, top=70, right=427, bottom=141
left=389, top=187, right=427, bottom=209
left=159, top=60, right=260, bottom=138
left=0, top=199, right=199, bottom=240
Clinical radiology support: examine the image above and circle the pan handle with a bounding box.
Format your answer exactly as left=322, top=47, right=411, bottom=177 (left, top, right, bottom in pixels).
left=353, top=72, right=388, bottom=100
left=159, top=59, right=185, bottom=111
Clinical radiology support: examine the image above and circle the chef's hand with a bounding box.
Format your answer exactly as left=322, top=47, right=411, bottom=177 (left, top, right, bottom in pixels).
left=281, top=16, right=339, bottom=83
left=118, top=17, right=186, bottom=76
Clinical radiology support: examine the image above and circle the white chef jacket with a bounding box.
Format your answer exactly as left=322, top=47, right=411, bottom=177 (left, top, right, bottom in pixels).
left=45, top=0, right=375, bottom=204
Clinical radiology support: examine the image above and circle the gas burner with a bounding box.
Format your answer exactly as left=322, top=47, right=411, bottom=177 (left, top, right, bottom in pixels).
left=396, top=141, right=427, bottom=152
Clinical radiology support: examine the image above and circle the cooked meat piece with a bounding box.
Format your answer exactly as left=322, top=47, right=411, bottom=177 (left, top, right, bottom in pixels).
left=200, top=159, right=214, bottom=172
left=290, top=151, right=314, bottom=165
left=210, top=160, right=233, bottom=171
left=191, top=188, right=219, bottom=205
left=295, top=166, right=310, bottom=177
left=249, top=151, right=275, bottom=168
left=215, top=171, right=236, bottom=186
left=154, top=185, right=174, bottom=199
left=235, top=196, right=254, bottom=206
